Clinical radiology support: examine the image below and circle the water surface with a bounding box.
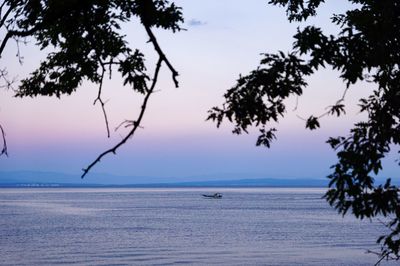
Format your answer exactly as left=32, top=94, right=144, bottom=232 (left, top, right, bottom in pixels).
left=0, top=188, right=395, bottom=265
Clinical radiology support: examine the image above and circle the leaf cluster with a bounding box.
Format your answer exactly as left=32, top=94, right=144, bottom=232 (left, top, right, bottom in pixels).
left=207, top=52, right=312, bottom=147
left=5, top=0, right=183, bottom=97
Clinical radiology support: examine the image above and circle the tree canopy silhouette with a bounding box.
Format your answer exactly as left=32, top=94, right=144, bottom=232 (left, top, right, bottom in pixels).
left=208, top=0, right=400, bottom=263
left=0, top=0, right=182, bottom=177
left=0, top=0, right=399, bottom=263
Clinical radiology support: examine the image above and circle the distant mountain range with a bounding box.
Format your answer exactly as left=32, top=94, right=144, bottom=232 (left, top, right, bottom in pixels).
left=1, top=170, right=397, bottom=189
left=0, top=171, right=172, bottom=185
left=163, top=178, right=327, bottom=187
left=0, top=170, right=329, bottom=187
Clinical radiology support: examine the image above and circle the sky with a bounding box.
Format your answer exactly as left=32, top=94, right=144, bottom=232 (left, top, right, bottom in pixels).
left=0, top=0, right=398, bottom=183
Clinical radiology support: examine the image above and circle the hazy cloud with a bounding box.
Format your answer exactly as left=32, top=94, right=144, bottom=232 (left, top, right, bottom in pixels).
left=188, top=19, right=207, bottom=27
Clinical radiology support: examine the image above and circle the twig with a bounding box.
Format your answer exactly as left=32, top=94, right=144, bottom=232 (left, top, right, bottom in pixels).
left=0, top=27, right=38, bottom=58
left=82, top=21, right=180, bottom=177
left=0, top=1, right=7, bottom=13
left=14, top=36, right=24, bottom=64
left=0, top=4, right=13, bottom=29
left=296, top=86, right=349, bottom=121
left=93, top=66, right=110, bottom=138
left=81, top=57, right=163, bottom=178
left=0, top=68, right=16, bottom=90
left=0, top=31, right=11, bottom=57
left=316, top=87, right=349, bottom=118
left=292, top=94, right=299, bottom=111
left=0, top=123, right=8, bottom=156
left=373, top=250, right=389, bottom=266
left=114, top=119, right=143, bottom=132
left=144, top=24, right=179, bottom=88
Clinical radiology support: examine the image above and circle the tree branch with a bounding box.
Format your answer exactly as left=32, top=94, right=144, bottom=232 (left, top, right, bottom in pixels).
left=0, top=1, right=7, bottom=13
left=81, top=20, right=181, bottom=178
left=93, top=66, right=110, bottom=138
left=0, top=68, right=16, bottom=89
left=144, top=24, right=179, bottom=88
left=0, top=27, right=38, bottom=57
left=296, top=86, right=349, bottom=122
left=0, top=123, right=8, bottom=156
left=0, top=31, right=11, bottom=57
left=316, top=87, right=349, bottom=118
left=0, top=4, right=13, bottom=29
left=81, top=57, right=163, bottom=178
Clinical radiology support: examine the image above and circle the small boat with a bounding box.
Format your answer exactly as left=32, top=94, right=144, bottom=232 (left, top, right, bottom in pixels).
left=202, top=193, right=222, bottom=199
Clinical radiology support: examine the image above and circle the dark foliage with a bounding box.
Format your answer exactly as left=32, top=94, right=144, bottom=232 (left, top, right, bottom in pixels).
left=0, top=0, right=183, bottom=174
left=208, top=0, right=400, bottom=262
left=3, top=0, right=182, bottom=97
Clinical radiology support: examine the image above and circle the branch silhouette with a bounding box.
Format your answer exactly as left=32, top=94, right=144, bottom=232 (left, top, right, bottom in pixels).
left=0, top=1, right=183, bottom=171
left=93, top=65, right=110, bottom=138
left=144, top=24, right=179, bottom=88
left=0, top=124, right=7, bottom=157
left=81, top=18, right=180, bottom=178
left=296, top=86, right=349, bottom=129
left=81, top=57, right=163, bottom=178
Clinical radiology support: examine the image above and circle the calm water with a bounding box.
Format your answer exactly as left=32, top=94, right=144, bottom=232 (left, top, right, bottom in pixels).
left=0, top=188, right=395, bottom=265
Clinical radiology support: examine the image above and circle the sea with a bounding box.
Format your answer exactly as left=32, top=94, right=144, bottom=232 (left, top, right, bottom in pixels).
left=0, top=187, right=397, bottom=265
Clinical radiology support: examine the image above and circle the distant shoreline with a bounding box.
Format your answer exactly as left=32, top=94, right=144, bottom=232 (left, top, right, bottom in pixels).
left=0, top=183, right=327, bottom=188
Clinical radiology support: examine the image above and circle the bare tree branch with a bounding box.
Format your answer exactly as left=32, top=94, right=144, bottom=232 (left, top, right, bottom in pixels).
left=316, top=87, right=349, bottom=119
left=93, top=66, right=110, bottom=138
left=13, top=35, right=26, bottom=64
left=292, top=95, right=299, bottom=111
left=0, top=1, right=7, bottom=13
left=0, top=68, right=16, bottom=157
left=144, top=24, right=179, bottom=88
left=297, top=86, right=349, bottom=121
left=0, top=123, right=7, bottom=156
left=0, top=68, right=16, bottom=89
left=0, top=4, right=13, bottom=29
left=115, top=119, right=143, bottom=131
left=81, top=21, right=181, bottom=178
left=0, top=31, right=11, bottom=57
left=81, top=57, right=163, bottom=178
left=0, top=27, right=38, bottom=57
left=366, top=249, right=393, bottom=266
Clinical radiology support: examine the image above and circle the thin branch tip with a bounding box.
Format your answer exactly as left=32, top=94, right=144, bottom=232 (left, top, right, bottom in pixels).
left=81, top=24, right=179, bottom=176
left=81, top=57, right=164, bottom=177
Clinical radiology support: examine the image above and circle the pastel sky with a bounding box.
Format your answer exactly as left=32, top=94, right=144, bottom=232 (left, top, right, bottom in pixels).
left=0, top=0, right=398, bottom=182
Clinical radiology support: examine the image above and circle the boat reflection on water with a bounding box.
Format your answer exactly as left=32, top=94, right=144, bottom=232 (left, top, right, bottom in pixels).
left=202, top=193, right=222, bottom=199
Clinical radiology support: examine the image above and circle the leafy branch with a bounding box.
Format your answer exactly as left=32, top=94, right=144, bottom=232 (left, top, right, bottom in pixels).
left=209, top=0, right=400, bottom=262
left=0, top=0, right=183, bottom=168
left=297, top=87, right=349, bottom=130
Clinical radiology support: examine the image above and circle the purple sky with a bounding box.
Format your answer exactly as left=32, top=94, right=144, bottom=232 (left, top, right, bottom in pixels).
left=0, top=0, right=398, bottom=182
